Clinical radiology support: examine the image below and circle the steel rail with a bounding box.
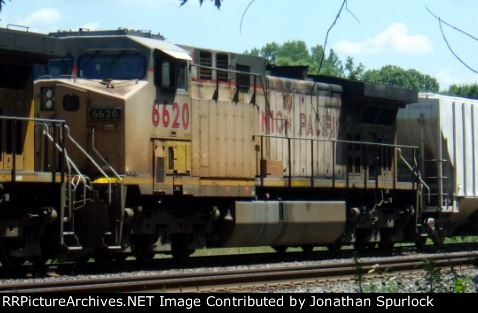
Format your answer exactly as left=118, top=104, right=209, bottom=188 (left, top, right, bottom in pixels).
left=2, top=251, right=477, bottom=293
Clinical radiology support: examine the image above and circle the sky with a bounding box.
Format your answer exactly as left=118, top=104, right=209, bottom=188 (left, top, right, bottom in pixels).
left=1, top=0, right=478, bottom=90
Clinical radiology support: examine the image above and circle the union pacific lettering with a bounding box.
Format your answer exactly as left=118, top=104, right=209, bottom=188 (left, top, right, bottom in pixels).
left=261, top=110, right=290, bottom=134
left=261, top=110, right=338, bottom=138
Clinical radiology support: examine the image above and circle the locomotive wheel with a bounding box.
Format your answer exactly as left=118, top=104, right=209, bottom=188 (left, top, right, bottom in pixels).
left=366, top=243, right=377, bottom=249
left=378, top=241, right=394, bottom=253
left=94, top=249, right=122, bottom=266
left=30, top=255, right=49, bottom=272
left=171, top=246, right=194, bottom=262
left=415, top=236, right=427, bottom=250
left=326, top=242, right=342, bottom=253
left=353, top=241, right=369, bottom=252
left=171, top=235, right=194, bottom=262
left=94, top=254, right=127, bottom=266
left=76, top=255, right=91, bottom=267
left=133, top=236, right=156, bottom=265
left=379, top=229, right=395, bottom=253
left=0, top=241, right=25, bottom=270
left=301, top=245, right=314, bottom=253
left=272, top=246, right=287, bottom=253
left=75, top=201, right=109, bottom=254
left=432, top=231, right=445, bottom=247
left=113, top=254, right=128, bottom=264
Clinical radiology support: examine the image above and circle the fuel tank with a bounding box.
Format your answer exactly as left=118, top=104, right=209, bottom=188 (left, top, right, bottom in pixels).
left=223, top=201, right=346, bottom=247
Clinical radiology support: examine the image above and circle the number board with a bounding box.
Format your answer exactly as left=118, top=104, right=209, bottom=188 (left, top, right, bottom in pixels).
left=90, top=108, right=122, bottom=121
left=152, top=102, right=190, bottom=130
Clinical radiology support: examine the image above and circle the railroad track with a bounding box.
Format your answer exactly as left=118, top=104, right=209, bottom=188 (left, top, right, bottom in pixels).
left=2, top=251, right=477, bottom=293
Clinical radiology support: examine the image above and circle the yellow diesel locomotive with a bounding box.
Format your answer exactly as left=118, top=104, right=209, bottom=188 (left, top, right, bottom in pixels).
left=2, top=28, right=458, bottom=267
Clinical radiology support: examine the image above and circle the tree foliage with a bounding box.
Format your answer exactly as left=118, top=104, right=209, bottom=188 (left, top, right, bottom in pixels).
left=361, top=65, right=439, bottom=92
left=345, top=57, right=365, bottom=80
left=249, top=43, right=439, bottom=91
left=180, top=0, right=222, bottom=9
left=447, top=83, right=478, bottom=99
left=246, top=40, right=364, bottom=78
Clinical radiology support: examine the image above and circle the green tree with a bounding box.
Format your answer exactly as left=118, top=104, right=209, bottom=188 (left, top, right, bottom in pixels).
left=309, top=45, right=344, bottom=77
left=245, top=41, right=346, bottom=77
left=260, top=43, right=280, bottom=63
left=362, top=65, right=439, bottom=92
left=344, top=57, right=365, bottom=80
left=448, top=83, right=478, bottom=99
left=275, top=41, right=310, bottom=66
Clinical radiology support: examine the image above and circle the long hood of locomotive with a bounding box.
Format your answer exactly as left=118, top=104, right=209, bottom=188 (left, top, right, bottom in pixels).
left=257, top=76, right=343, bottom=181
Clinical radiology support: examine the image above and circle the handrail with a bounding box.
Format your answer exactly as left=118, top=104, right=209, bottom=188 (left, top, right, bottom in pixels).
left=63, top=125, right=112, bottom=203
left=42, top=124, right=90, bottom=209
left=6, top=24, right=30, bottom=31
left=190, top=63, right=262, bottom=77
left=91, top=128, right=123, bottom=181
left=253, top=134, right=420, bottom=150
left=0, top=115, right=66, bottom=124
left=255, top=134, right=424, bottom=193
left=397, top=148, right=431, bottom=202
left=42, top=125, right=87, bottom=185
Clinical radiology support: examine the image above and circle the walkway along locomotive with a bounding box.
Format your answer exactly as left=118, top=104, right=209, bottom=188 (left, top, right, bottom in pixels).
left=0, top=28, right=474, bottom=266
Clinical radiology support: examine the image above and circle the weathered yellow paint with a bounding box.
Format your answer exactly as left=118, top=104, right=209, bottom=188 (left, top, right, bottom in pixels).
left=123, top=176, right=256, bottom=187
left=165, top=141, right=191, bottom=175
left=92, top=177, right=123, bottom=184
left=0, top=172, right=62, bottom=183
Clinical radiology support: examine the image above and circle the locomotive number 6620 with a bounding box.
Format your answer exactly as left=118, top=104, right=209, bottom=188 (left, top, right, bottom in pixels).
left=152, top=101, right=189, bottom=130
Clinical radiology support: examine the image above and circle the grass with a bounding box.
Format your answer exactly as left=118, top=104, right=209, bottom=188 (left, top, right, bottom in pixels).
left=192, top=246, right=305, bottom=257
left=444, top=236, right=478, bottom=244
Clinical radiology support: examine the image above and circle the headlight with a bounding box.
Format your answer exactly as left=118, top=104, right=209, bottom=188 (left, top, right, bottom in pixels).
left=41, top=87, right=55, bottom=111
left=44, top=99, right=54, bottom=110
left=43, top=88, right=54, bottom=99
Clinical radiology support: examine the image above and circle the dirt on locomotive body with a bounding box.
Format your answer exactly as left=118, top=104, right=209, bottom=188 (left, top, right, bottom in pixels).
left=0, top=27, right=476, bottom=268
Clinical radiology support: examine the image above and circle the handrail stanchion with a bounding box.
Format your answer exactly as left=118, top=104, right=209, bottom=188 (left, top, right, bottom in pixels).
left=346, top=142, right=350, bottom=188
left=363, top=143, right=368, bottom=190
left=288, top=137, right=292, bottom=188
left=332, top=140, right=336, bottom=188
left=11, top=120, right=17, bottom=183
left=260, top=135, right=264, bottom=187
left=59, top=123, right=65, bottom=185
left=393, top=146, right=397, bottom=190
left=310, top=139, right=314, bottom=187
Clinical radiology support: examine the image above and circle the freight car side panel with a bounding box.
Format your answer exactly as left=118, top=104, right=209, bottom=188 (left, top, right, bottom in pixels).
left=397, top=93, right=478, bottom=231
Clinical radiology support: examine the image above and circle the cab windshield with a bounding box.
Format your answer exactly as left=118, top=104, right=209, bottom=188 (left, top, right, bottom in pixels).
left=33, top=58, right=73, bottom=80
left=78, top=53, right=145, bottom=80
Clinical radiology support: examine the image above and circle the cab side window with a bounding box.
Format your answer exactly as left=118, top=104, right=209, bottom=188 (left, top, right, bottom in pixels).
left=154, top=52, right=187, bottom=91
